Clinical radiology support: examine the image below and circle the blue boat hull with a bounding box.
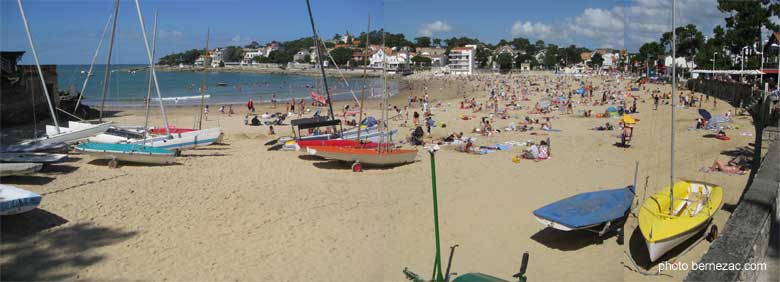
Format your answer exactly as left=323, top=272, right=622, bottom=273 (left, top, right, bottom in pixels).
left=533, top=186, right=635, bottom=230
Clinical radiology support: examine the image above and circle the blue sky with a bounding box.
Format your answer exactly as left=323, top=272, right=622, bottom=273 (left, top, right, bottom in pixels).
left=2, top=0, right=728, bottom=65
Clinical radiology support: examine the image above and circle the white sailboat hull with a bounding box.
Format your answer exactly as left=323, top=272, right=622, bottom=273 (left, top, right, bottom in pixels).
left=130, top=127, right=222, bottom=150
left=646, top=221, right=708, bottom=262
left=0, top=185, right=42, bottom=216
left=0, top=153, right=67, bottom=164
left=21, top=121, right=111, bottom=145
left=88, top=128, right=222, bottom=150
left=0, top=163, right=43, bottom=177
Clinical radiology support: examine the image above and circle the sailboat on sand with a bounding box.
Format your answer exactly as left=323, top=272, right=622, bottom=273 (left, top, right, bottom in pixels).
left=636, top=0, right=722, bottom=262
left=305, top=15, right=416, bottom=166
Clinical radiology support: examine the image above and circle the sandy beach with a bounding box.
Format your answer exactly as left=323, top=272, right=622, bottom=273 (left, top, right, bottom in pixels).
left=1, top=71, right=755, bottom=281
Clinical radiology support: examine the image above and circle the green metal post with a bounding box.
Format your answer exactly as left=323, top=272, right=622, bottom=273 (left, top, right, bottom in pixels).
left=430, top=150, right=445, bottom=282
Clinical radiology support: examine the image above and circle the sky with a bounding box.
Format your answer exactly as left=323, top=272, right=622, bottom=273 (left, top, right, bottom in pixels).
left=2, top=0, right=731, bottom=65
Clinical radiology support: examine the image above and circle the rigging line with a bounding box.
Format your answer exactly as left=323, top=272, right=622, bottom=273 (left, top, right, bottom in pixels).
left=318, top=36, right=361, bottom=106
left=98, top=0, right=120, bottom=122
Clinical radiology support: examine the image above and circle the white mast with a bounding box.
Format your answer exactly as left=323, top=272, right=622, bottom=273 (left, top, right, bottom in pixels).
left=142, top=10, right=159, bottom=145
left=17, top=0, right=60, bottom=133
left=74, top=12, right=113, bottom=114
left=134, top=0, right=171, bottom=137
left=98, top=0, right=120, bottom=123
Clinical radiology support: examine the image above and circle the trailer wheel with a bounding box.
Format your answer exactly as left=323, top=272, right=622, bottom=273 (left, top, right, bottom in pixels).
left=616, top=227, right=624, bottom=245
left=352, top=161, right=362, bottom=172
left=707, top=225, right=718, bottom=242
left=108, top=158, right=118, bottom=169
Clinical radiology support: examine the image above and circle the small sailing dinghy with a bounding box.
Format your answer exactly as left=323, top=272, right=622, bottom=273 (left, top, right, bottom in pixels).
left=533, top=186, right=634, bottom=233
left=638, top=181, right=722, bottom=262
left=306, top=146, right=417, bottom=166
left=0, top=185, right=42, bottom=216
left=0, top=153, right=67, bottom=164
left=0, top=142, right=68, bottom=153
left=76, top=143, right=176, bottom=165
left=0, top=163, right=43, bottom=177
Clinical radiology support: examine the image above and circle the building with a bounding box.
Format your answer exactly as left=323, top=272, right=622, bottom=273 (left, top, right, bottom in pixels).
left=448, top=45, right=476, bottom=75
left=243, top=48, right=265, bottom=65
left=209, top=48, right=224, bottom=67
left=520, top=63, right=531, bottom=71
left=417, top=47, right=446, bottom=57
left=293, top=49, right=311, bottom=63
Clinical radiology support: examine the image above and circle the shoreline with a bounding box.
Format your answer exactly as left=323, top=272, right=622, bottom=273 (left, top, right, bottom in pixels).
left=153, top=64, right=387, bottom=78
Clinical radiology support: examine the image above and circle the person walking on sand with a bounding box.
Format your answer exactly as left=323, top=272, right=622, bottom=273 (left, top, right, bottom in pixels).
left=204, top=105, right=209, bottom=121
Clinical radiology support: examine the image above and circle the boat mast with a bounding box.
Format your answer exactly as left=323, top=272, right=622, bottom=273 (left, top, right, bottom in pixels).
left=17, top=0, right=60, bottom=133
left=381, top=31, right=389, bottom=153
left=134, top=0, right=171, bottom=137
left=142, top=10, right=159, bottom=146
left=98, top=0, right=120, bottom=123
left=198, top=28, right=210, bottom=130
left=74, top=12, right=113, bottom=114
left=669, top=0, right=676, bottom=215
left=356, top=14, right=370, bottom=142
left=305, top=0, right=336, bottom=122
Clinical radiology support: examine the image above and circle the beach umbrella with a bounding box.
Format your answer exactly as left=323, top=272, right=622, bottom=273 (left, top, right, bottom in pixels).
left=698, top=109, right=712, bottom=120
left=621, top=114, right=637, bottom=125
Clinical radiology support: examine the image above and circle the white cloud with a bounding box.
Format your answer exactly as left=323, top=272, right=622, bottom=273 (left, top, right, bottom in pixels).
left=564, top=0, right=726, bottom=50
left=418, top=21, right=452, bottom=37
left=158, top=29, right=184, bottom=39
left=511, top=21, right=554, bottom=40
left=231, top=35, right=242, bottom=43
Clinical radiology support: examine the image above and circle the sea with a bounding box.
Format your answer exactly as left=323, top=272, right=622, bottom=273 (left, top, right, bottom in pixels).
left=57, top=64, right=395, bottom=107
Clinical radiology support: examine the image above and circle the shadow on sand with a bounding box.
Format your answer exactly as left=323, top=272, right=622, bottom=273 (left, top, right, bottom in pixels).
left=530, top=224, right=622, bottom=251
left=1, top=210, right=137, bottom=281
left=627, top=227, right=708, bottom=270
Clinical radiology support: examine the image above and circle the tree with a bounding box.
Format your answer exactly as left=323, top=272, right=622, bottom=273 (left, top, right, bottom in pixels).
left=253, top=55, right=269, bottom=64
left=415, top=36, right=431, bottom=48
left=267, top=50, right=291, bottom=64
left=432, top=38, right=442, bottom=47
left=590, top=53, right=604, bottom=68
left=330, top=47, right=353, bottom=66
left=158, top=49, right=202, bottom=65
left=475, top=46, right=490, bottom=68
left=660, top=24, right=705, bottom=58
left=717, top=0, right=780, bottom=55
left=223, top=46, right=244, bottom=62
left=411, top=55, right=432, bottom=66
left=543, top=44, right=559, bottom=69
left=303, top=54, right=311, bottom=64
left=244, top=41, right=261, bottom=49
left=496, top=53, right=514, bottom=71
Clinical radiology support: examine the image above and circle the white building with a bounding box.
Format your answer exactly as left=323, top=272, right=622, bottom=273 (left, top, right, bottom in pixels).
left=243, top=48, right=265, bottom=65
left=602, top=53, right=620, bottom=68
left=448, top=45, right=476, bottom=75
left=209, top=48, right=224, bottom=67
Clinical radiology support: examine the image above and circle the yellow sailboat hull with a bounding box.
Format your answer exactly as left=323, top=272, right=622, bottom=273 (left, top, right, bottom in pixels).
left=638, top=181, right=723, bottom=261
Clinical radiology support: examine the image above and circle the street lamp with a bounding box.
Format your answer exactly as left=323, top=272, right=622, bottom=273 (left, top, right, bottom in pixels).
left=711, top=51, right=718, bottom=79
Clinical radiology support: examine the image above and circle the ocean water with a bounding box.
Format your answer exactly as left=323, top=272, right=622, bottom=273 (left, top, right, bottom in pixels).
left=57, top=64, right=394, bottom=107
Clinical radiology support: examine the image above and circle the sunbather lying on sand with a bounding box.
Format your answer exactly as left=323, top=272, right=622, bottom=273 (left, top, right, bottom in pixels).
left=708, top=159, right=748, bottom=175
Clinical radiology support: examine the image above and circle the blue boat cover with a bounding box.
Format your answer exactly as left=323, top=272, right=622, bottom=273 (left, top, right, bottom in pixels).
left=533, top=186, right=635, bottom=229
left=76, top=143, right=174, bottom=155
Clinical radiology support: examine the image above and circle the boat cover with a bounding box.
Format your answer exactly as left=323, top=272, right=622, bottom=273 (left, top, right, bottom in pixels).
left=533, top=186, right=635, bottom=229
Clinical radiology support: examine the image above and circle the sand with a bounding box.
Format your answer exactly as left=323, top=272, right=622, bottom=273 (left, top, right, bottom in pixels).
left=0, top=71, right=755, bottom=281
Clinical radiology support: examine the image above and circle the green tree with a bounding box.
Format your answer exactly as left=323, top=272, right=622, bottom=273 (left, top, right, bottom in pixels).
left=253, top=56, right=269, bottom=63
left=496, top=52, right=514, bottom=71
left=303, top=54, right=311, bottom=64
left=717, top=0, right=780, bottom=55
left=158, top=49, right=202, bottom=65
left=223, top=46, right=244, bottom=62
left=543, top=44, right=559, bottom=69
left=245, top=41, right=261, bottom=49
left=590, top=53, right=604, bottom=68
left=475, top=46, right=490, bottom=68
left=267, top=50, right=291, bottom=64
left=330, top=47, right=353, bottom=66
left=411, top=55, right=432, bottom=66
left=660, top=24, right=705, bottom=58
left=432, top=38, right=442, bottom=47
left=415, top=36, right=431, bottom=48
